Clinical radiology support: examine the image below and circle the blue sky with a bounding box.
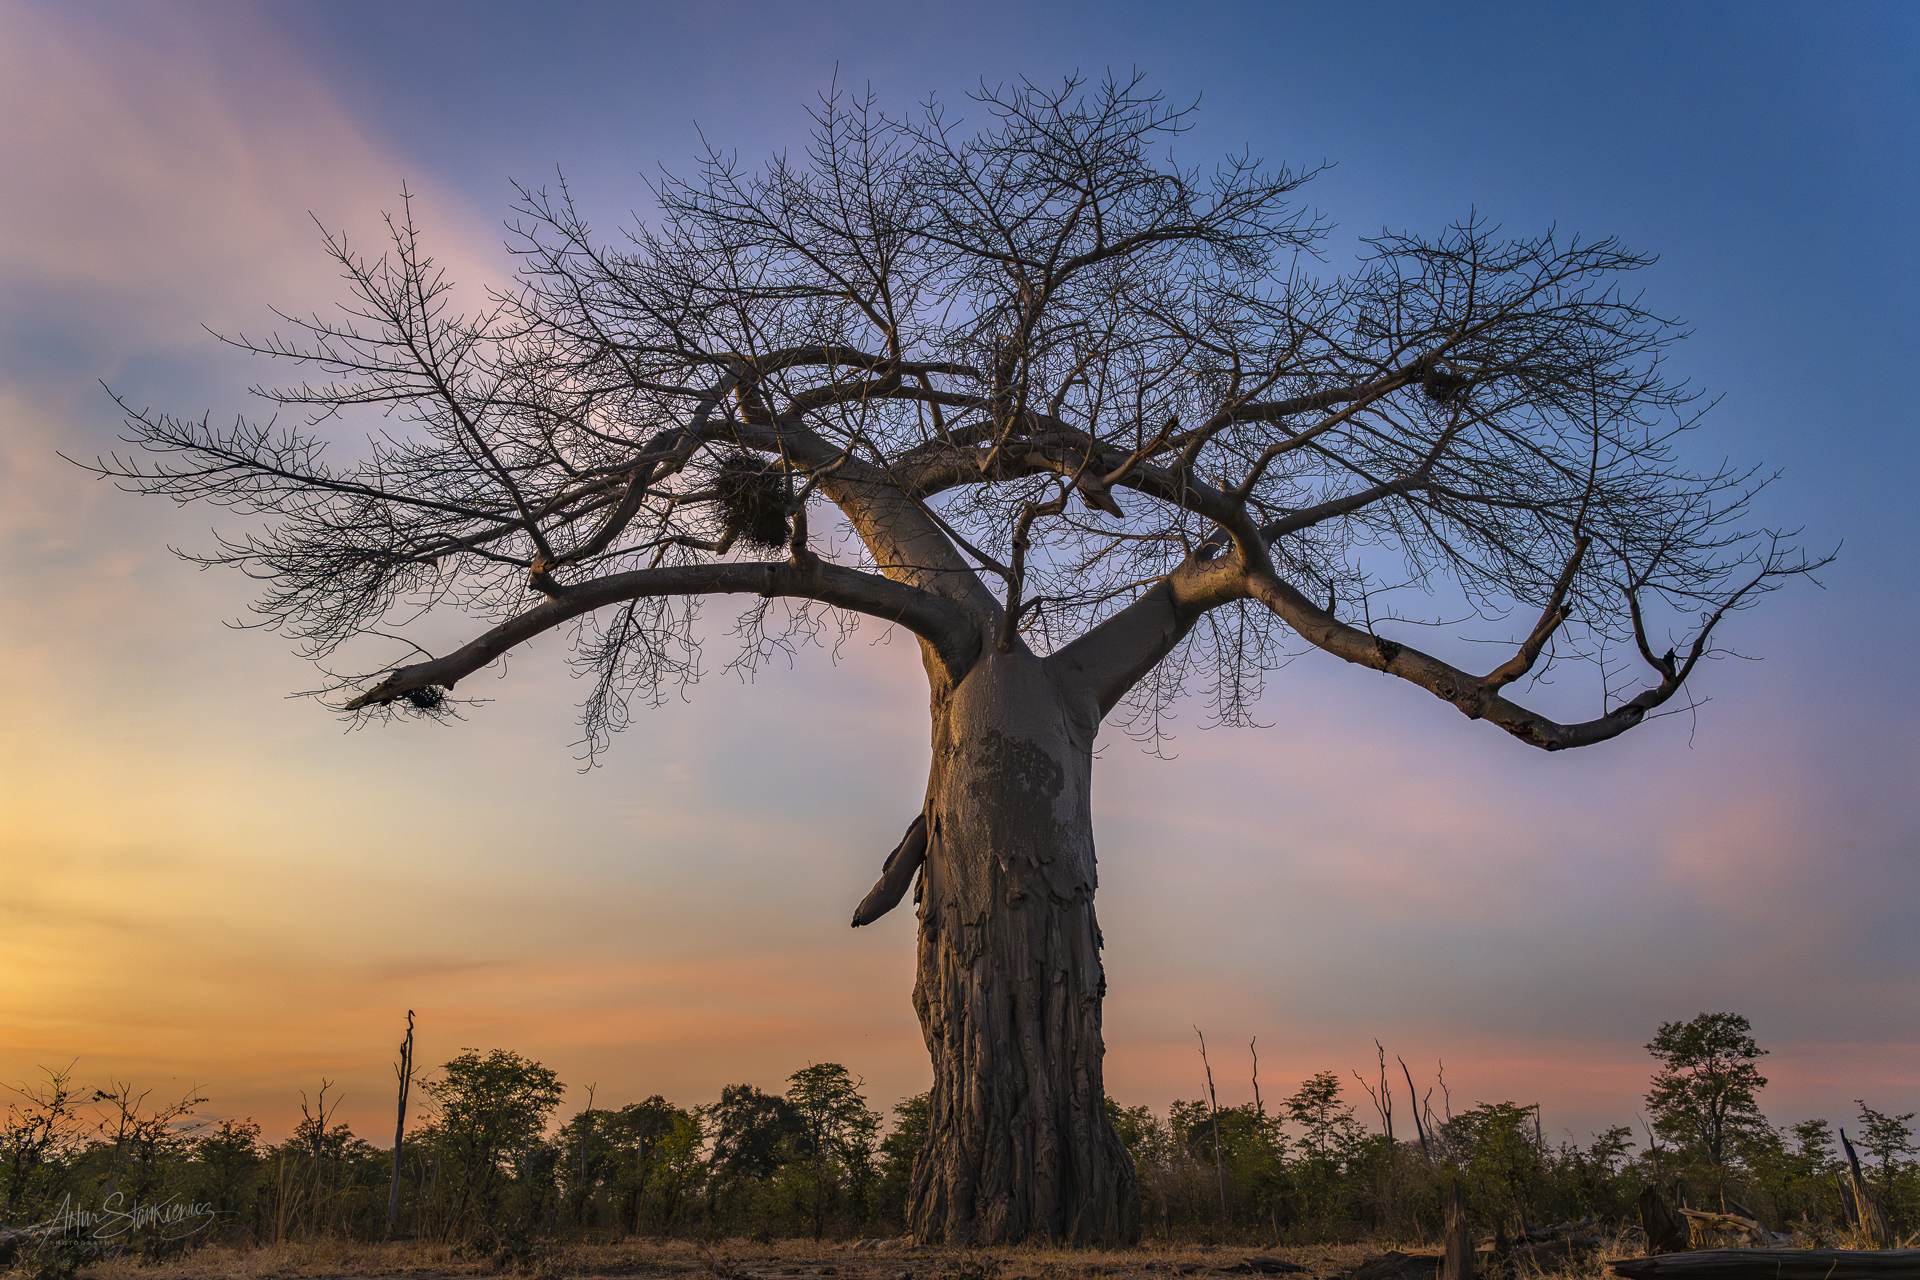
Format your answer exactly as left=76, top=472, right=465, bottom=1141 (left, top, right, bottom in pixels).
left=1, top=0, right=1914, bottom=1147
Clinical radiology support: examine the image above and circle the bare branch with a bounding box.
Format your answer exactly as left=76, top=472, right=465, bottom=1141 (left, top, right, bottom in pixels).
left=104, top=75, right=1813, bottom=756
left=1245, top=538, right=1818, bottom=750
left=345, top=559, right=978, bottom=709
left=1482, top=534, right=1589, bottom=692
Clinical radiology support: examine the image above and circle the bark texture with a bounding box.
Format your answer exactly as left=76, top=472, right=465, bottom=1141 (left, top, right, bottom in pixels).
left=908, top=648, right=1140, bottom=1245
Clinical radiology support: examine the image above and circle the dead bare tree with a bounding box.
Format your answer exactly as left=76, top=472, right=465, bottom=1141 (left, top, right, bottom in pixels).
left=1353, top=1040, right=1394, bottom=1143
left=1400, top=1056, right=1432, bottom=1163
left=90, top=73, right=1821, bottom=1245
left=386, top=1010, right=414, bottom=1241
left=1196, top=1028, right=1227, bottom=1222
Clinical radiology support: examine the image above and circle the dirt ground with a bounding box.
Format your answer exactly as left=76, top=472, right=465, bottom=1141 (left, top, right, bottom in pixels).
left=75, top=1233, right=1638, bottom=1280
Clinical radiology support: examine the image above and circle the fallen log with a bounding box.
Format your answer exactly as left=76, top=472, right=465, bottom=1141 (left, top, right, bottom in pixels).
left=1678, top=1208, right=1768, bottom=1248
left=1347, top=1254, right=1440, bottom=1280
left=1607, top=1248, right=1920, bottom=1278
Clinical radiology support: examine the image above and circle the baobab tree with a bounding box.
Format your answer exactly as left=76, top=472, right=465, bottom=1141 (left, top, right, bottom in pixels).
left=96, top=75, right=1815, bottom=1244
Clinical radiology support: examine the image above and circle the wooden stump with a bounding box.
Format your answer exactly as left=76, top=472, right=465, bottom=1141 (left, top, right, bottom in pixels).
left=1442, top=1180, right=1473, bottom=1280
left=1638, top=1186, right=1691, bottom=1255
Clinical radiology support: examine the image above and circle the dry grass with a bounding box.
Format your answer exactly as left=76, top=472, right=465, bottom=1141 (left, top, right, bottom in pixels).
left=68, top=1231, right=1653, bottom=1280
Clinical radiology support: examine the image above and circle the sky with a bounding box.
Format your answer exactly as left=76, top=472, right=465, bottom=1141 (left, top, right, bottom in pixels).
left=1, top=0, right=1915, bottom=1152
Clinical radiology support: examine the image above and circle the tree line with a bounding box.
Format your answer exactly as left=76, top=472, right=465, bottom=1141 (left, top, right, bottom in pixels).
left=2, top=1016, right=1912, bottom=1257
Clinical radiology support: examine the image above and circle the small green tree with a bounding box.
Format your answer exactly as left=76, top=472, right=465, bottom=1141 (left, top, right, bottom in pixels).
left=1106, top=1100, right=1182, bottom=1240
left=422, top=1050, right=564, bottom=1239
left=192, top=1118, right=263, bottom=1216
left=1445, top=1103, right=1544, bottom=1228
left=1562, top=1125, right=1636, bottom=1222
left=89, top=1081, right=206, bottom=1207
left=554, top=1108, right=616, bottom=1228
left=699, top=1084, right=797, bottom=1231
left=1, top=1066, right=85, bottom=1224
left=1586, top=1125, right=1634, bottom=1177
left=1645, top=1013, right=1769, bottom=1179
left=646, top=1109, right=705, bottom=1231
left=785, top=1064, right=879, bottom=1238
left=1735, top=1118, right=1846, bottom=1231
left=1284, top=1072, right=1364, bottom=1231
left=1791, top=1118, right=1835, bottom=1169
left=708, top=1085, right=802, bottom=1183
left=559, top=1096, right=697, bottom=1231
left=1854, top=1101, right=1916, bottom=1202
left=1285, top=1072, right=1364, bottom=1167
left=1106, top=1100, right=1163, bottom=1168
left=1786, top=1118, right=1840, bottom=1218
left=875, top=1094, right=929, bottom=1229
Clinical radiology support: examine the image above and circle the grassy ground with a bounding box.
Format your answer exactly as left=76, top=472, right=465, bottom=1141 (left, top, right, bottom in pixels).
left=72, top=1231, right=1649, bottom=1280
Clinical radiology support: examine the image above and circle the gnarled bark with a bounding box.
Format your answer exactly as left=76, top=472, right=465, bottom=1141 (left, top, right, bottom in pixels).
left=907, top=647, right=1139, bottom=1245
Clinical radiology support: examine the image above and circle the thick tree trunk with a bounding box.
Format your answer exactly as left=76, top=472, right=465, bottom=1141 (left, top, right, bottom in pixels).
left=907, top=648, right=1140, bottom=1245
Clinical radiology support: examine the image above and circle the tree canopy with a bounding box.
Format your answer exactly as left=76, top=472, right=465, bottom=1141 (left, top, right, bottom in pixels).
left=96, top=73, right=1815, bottom=758
left=1645, top=1012, right=1769, bottom=1170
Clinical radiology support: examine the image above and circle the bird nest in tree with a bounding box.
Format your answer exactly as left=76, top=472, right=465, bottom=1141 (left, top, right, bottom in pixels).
left=714, top=453, right=791, bottom=551
left=1421, top=369, right=1471, bottom=402
left=403, top=685, right=447, bottom=711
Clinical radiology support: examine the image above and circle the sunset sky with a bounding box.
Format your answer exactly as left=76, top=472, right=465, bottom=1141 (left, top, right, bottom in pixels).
left=2, top=0, right=1915, bottom=1152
